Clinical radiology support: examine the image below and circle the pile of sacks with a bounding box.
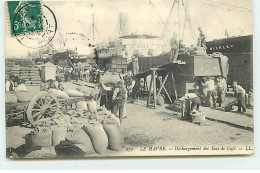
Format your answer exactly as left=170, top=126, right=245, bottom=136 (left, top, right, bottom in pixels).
left=5, top=67, right=41, bottom=86
left=178, top=46, right=207, bottom=56
left=5, top=85, right=99, bottom=105
left=26, top=107, right=122, bottom=157
left=5, top=91, right=46, bottom=104
left=48, top=86, right=99, bottom=99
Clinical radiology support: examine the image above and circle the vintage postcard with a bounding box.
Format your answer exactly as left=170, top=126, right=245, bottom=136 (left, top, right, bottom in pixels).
left=5, top=0, right=253, bottom=159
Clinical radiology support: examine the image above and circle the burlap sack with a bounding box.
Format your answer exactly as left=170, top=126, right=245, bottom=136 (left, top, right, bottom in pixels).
left=83, top=123, right=108, bottom=154
left=66, top=129, right=96, bottom=154
left=66, top=89, right=84, bottom=97
left=5, top=93, right=18, bottom=103
left=103, top=123, right=123, bottom=151
left=30, top=127, right=52, bottom=147
left=100, top=74, right=120, bottom=85
left=49, top=89, right=70, bottom=99
left=51, top=126, right=67, bottom=146
left=14, top=91, right=44, bottom=102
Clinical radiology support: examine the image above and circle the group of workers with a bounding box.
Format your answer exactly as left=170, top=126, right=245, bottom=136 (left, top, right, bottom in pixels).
left=170, top=27, right=206, bottom=62
left=5, top=75, right=27, bottom=92
left=59, top=64, right=101, bottom=83
left=180, top=76, right=247, bottom=121
left=97, top=71, right=139, bottom=124
left=97, top=80, right=128, bottom=124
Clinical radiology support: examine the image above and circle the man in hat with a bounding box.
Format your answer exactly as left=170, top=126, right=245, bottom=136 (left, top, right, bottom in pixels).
left=5, top=75, right=15, bottom=92
left=112, top=80, right=128, bottom=124
left=216, top=76, right=227, bottom=107
left=232, top=81, right=246, bottom=113
left=197, top=27, right=206, bottom=48
left=201, top=76, right=216, bottom=108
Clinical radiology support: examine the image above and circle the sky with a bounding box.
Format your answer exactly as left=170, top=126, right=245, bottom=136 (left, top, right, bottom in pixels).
left=5, top=0, right=253, bottom=58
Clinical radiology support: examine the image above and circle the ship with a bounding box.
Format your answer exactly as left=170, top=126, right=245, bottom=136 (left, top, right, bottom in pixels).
left=206, top=35, right=253, bottom=90
left=95, top=12, right=166, bottom=73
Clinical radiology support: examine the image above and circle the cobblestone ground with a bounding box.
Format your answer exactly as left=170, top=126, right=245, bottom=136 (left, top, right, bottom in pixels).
left=120, top=100, right=254, bottom=155
left=5, top=83, right=254, bottom=157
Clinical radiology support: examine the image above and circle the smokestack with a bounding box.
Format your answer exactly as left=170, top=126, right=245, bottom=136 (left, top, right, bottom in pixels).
left=119, top=12, right=129, bottom=36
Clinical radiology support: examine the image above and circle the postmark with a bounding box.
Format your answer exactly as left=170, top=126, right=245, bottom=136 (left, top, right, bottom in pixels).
left=14, top=4, right=57, bottom=49
left=7, top=1, right=43, bottom=36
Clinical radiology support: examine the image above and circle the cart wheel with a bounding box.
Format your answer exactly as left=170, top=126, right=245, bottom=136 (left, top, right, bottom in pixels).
left=27, top=92, right=60, bottom=126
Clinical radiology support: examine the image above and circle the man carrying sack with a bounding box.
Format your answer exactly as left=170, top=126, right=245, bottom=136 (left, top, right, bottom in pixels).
left=112, top=80, right=127, bottom=124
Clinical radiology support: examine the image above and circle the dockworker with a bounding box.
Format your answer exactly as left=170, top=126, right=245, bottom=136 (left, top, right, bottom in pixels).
left=5, top=75, right=15, bottom=92
left=57, top=78, right=65, bottom=91
left=47, top=79, right=55, bottom=89
left=132, top=55, right=139, bottom=75
left=216, top=76, right=227, bottom=107
left=201, top=77, right=216, bottom=108
left=179, top=40, right=185, bottom=49
left=17, top=79, right=27, bottom=91
left=112, top=80, right=128, bottom=124
left=99, top=81, right=112, bottom=108
left=96, top=70, right=101, bottom=83
left=179, top=89, right=201, bottom=120
left=85, top=68, right=90, bottom=82
left=170, top=32, right=179, bottom=62
left=197, top=27, right=206, bottom=48
left=232, top=81, right=246, bottom=113
left=132, top=78, right=141, bottom=100
left=126, top=76, right=136, bottom=99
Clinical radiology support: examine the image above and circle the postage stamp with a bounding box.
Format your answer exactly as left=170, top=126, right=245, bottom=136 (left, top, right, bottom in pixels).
left=14, top=4, right=57, bottom=49
left=7, top=1, right=43, bottom=36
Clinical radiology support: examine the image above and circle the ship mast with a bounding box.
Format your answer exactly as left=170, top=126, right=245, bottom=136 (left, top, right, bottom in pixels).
left=92, top=13, right=95, bottom=42
left=88, top=13, right=98, bottom=44
left=159, top=0, right=196, bottom=46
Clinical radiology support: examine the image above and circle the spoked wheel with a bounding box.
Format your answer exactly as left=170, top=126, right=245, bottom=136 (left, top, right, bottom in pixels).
left=27, top=92, right=60, bottom=126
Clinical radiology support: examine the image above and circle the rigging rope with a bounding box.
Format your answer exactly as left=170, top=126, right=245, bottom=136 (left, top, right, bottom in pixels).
left=202, top=0, right=252, bottom=11
left=147, top=0, right=174, bottom=42
left=195, top=0, right=252, bottom=12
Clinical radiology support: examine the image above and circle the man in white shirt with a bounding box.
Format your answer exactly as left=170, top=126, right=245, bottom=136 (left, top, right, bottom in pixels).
left=17, top=79, right=27, bottom=91
left=180, top=92, right=201, bottom=112
left=202, top=77, right=216, bottom=108
left=5, top=75, right=15, bottom=92
left=99, top=82, right=112, bottom=108
left=179, top=90, right=201, bottom=121
left=233, top=81, right=246, bottom=112
left=216, top=77, right=227, bottom=107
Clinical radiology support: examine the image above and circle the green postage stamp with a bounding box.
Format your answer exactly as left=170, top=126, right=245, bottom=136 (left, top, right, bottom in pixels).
left=7, top=1, right=43, bottom=36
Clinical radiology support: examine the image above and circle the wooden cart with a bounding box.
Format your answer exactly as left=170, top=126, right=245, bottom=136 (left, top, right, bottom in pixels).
left=5, top=92, right=85, bottom=126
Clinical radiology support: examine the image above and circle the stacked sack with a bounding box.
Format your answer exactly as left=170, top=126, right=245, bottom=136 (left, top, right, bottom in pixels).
left=5, top=66, right=10, bottom=80
left=76, top=86, right=99, bottom=98
left=68, top=106, right=122, bottom=154
left=9, top=67, right=21, bottom=79
left=25, top=107, right=122, bottom=157
left=27, top=112, right=72, bottom=149
left=30, top=68, right=41, bottom=86
left=19, top=67, right=31, bottom=85
left=6, top=66, right=41, bottom=86
left=189, top=46, right=207, bottom=56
